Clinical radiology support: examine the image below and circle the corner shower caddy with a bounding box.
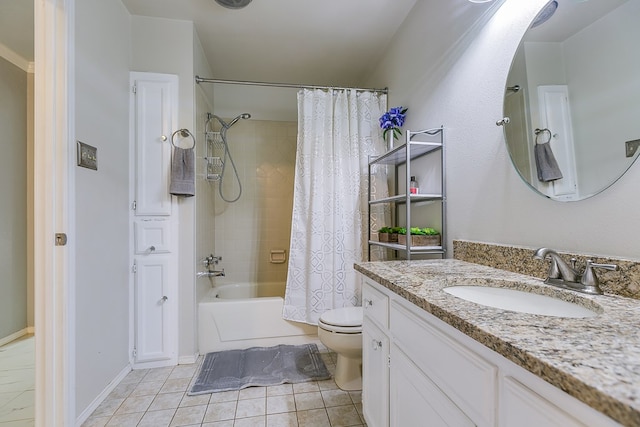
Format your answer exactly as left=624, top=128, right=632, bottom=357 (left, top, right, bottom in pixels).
left=367, top=126, right=446, bottom=260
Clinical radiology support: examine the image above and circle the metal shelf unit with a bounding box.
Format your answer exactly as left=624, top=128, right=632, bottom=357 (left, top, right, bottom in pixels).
left=367, top=126, right=446, bottom=260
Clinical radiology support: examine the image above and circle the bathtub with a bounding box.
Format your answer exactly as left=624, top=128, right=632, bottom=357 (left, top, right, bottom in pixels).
left=198, top=281, right=318, bottom=353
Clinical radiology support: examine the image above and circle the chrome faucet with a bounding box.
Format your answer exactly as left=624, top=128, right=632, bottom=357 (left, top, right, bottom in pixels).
left=533, top=248, right=618, bottom=295
left=197, top=269, right=225, bottom=278
left=198, top=254, right=225, bottom=278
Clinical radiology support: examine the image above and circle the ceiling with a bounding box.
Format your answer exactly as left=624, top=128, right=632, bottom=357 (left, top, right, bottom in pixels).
left=120, top=0, right=417, bottom=87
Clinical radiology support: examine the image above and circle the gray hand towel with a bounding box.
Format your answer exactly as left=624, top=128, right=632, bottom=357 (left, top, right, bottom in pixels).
left=169, top=147, right=195, bottom=197
left=534, top=142, right=563, bottom=182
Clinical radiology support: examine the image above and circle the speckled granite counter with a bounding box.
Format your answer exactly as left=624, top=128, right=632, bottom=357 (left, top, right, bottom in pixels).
left=354, top=259, right=640, bottom=427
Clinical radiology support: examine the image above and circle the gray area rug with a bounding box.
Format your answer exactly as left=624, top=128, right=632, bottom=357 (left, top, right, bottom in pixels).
left=188, top=343, right=331, bottom=395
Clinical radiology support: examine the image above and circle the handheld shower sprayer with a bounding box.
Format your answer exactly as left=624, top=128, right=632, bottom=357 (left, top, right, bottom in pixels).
left=205, top=112, right=252, bottom=203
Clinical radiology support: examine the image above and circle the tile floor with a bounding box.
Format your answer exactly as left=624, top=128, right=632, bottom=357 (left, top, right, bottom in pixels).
left=83, top=344, right=366, bottom=427
left=0, top=335, right=35, bottom=427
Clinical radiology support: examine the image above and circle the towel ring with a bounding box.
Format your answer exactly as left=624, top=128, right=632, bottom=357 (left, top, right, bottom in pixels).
left=534, top=128, right=552, bottom=145
left=171, top=129, right=196, bottom=149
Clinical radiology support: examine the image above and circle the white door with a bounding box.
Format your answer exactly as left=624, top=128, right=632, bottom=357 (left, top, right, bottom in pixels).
left=134, top=256, right=174, bottom=363
left=362, top=319, right=389, bottom=427
left=132, top=74, right=177, bottom=216
left=130, top=72, right=178, bottom=368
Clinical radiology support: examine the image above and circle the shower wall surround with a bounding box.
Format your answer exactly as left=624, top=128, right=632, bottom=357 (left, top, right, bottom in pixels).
left=453, top=240, right=640, bottom=300
left=213, top=119, right=297, bottom=283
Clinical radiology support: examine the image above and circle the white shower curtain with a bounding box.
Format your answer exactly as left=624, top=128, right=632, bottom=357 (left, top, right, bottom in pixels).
left=283, top=88, right=388, bottom=325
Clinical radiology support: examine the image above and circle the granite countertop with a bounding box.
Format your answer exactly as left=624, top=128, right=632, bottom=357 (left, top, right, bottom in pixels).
left=354, top=259, right=640, bottom=427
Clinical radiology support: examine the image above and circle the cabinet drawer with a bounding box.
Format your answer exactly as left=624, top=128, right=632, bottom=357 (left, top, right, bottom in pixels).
left=390, top=300, right=496, bottom=427
left=362, top=280, right=389, bottom=329
left=134, top=219, right=171, bottom=254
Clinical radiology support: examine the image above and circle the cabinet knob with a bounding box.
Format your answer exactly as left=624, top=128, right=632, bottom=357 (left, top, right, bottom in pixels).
left=149, top=245, right=156, bottom=252
left=371, top=339, right=382, bottom=350
left=161, top=296, right=168, bottom=302
left=364, top=298, right=373, bottom=308
left=161, top=135, right=168, bottom=141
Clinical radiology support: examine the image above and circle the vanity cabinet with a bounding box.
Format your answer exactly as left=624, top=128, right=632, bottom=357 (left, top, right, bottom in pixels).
left=367, top=126, right=445, bottom=260
left=360, top=277, right=621, bottom=427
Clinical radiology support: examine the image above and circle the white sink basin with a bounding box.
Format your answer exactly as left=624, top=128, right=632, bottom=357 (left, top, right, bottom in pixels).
left=443, top=286, right=599, bottom=318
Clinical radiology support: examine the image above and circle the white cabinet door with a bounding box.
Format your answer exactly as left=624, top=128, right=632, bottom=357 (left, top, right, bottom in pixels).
left=362, top=318, right=389, bottom=427
left=390, top=345, right=474, bottom=427
left=134, top=256, right=174, bottom=364
left=132, top=74, right=177, bottom=216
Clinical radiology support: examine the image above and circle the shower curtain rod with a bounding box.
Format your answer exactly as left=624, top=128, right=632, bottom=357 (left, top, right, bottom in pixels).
left=195, top=76, right=388, bottom=94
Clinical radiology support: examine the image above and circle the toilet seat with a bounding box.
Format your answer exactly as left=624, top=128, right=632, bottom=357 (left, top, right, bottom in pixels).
left=318, top=307, right=363, bottom=334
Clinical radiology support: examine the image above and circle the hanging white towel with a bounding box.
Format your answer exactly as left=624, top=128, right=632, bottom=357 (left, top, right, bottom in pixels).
left=534, top=142, right=563, bottom=182
left=169, top=147, right=195, bottom=197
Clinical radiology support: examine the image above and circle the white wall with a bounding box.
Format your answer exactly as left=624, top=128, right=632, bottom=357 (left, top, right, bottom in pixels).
left=365, top=0, right=640, bottom=260
left=74, top=0, right=132, bottom=416
left=130, top=15, right=198, bottom=360
left=0, top=56, right=27, bottom=339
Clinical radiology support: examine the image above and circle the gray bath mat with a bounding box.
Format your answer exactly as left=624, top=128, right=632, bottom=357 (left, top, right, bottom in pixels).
left=188, top=343, right=331, bottom=395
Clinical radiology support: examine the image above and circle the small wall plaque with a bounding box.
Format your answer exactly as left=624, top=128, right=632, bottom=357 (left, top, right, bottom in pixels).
left=77, top=141, right=97, bottom=170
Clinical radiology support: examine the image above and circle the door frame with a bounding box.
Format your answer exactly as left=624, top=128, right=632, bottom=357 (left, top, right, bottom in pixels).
left=34, top=0, right=75, bottom=425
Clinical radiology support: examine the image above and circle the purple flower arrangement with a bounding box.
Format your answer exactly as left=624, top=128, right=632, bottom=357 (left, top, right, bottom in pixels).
left=379, top=106, right=408, bottom=140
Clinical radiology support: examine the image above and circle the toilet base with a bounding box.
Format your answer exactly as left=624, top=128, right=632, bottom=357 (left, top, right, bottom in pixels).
left=334, top=354, right=362, bottom=391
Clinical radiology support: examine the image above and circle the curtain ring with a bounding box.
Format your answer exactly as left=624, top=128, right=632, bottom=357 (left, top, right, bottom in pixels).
left=534, top=128, right=552, bottom=145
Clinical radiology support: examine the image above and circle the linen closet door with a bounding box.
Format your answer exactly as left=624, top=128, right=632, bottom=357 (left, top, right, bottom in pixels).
left=130, top=72, right=179, bottom=368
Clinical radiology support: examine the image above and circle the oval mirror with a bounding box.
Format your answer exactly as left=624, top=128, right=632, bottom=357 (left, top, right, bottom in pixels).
left=503, top=0, right=640, bottom=201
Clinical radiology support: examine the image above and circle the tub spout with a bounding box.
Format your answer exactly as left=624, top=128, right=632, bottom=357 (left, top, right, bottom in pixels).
left=197, top=269, right=225, bottom=278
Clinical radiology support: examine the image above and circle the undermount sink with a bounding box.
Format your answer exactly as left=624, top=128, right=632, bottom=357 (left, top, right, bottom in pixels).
left=443, top=285, right=600, bottom=318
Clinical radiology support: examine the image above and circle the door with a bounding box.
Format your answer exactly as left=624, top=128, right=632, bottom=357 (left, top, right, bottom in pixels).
left=130, top=72, right=178, bottom=368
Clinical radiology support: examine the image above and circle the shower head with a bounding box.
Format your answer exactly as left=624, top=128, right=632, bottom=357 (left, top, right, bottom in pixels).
left=226, top=113, right=251, bottom=128
left=214, top=0, right=252, bottom=9
left=532, top=1, right=558, bottom=28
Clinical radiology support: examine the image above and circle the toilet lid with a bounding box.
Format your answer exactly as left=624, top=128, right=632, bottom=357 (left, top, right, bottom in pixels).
left=319, top=307, right=363, bottom=327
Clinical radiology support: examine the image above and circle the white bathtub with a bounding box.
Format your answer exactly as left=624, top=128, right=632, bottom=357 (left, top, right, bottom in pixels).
left=198, top=281, right=318, bottom=353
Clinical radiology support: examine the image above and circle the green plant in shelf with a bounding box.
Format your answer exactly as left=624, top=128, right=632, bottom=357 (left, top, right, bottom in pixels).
left=391, top=227, right=404, bottom=234
left=378, top=226, right=393, bottom=233
left=405, top=227, right=440, bottom=235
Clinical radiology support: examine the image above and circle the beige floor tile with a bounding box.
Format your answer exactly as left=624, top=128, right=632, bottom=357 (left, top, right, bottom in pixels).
left=316, top=379, right=339, bottom=391
left=137, top=408, right=175, bottom=427
left=91, top=397, right=124, bottom=417
left=234, top=415, right=266, bottom=427
left=114, top=395, right=154, bottom=415
left=148, top=391, right=184, bottom=411
left=239, top=386, right=266, bottom=400
left=266, top=384, right=293, bottom=397
left=169, top=365, right=197, bottom=380
left=292, top=382, right=319, bottom=394
left=105, top=412, right=144, bottom=427
left=326, top=404, right=362, bottom=426
left=236, top=397, right=266, bottom=418
left=130, top=380, right=165, bottom=397
left=296, top=408, right=330, bottom=427
left=201, top=421, right=234, bottom=427
left=266, top=394, right=295, bottom=415
left=142, top=367, right=173, bottom=383
left=107, top=382, right=136, bottom=400
left=321, top=389, right=352, bottom=407
left=203, top=400, right=237, bottom=422
left=161, top=378, right=191, bottom=394
left=169, top=404, right=207, bottom=426
left=267, top=411, right=299, bottom=427
left=208, top=390, right=239, bottom=403
left=80, top=415, right=110, bottom=427
left=293, top=392, right=324, bottom=411
left=119, top=369, right=147, bottom=384
left=179, top=392, right=210, bottom=407
left=349, top=391, right=362, bottom=404
left=0, top=390, right=34, bottom=422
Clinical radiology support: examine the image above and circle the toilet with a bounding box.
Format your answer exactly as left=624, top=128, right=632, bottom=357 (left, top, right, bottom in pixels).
left=317, top=306, right=363, bottom=391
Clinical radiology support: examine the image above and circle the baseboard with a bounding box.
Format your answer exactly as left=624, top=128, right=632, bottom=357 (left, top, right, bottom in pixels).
left=75, top=364, right=131, bottom=427
left=26, top=326, right=35, bottom=334
left=0, top=328, right=30, bottom=347
left=178, top=353, right=199, bottom=365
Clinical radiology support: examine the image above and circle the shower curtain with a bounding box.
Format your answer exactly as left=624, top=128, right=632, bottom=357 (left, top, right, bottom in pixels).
left=283, top=88, right=388, bottom=325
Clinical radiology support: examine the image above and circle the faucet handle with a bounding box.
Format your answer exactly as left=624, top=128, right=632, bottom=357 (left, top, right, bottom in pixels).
left=580, top=260, right=619, bottom=295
